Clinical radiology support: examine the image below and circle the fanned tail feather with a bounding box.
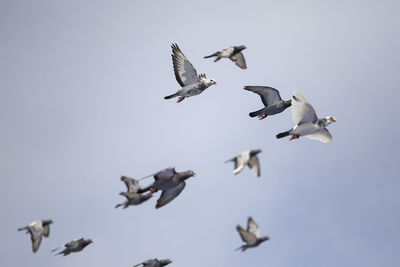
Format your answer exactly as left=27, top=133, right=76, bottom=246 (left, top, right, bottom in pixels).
left=164, top=92, right=180, bottom=99
left=204, top=52, right=218, bottom=58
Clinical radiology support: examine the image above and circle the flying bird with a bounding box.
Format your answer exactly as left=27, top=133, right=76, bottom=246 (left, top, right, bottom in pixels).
left=120, top=176, right=142, bottom=193
left=139, top=167, right=195, bottom=208
left=52, top=238, right=93, bottom=256
left=18, top=219, right=53, bottom=253
left=244, top=86, right=291, bottom=119
left=225, top=150, right=262, bottom=177
left=276, top=91, right=336, bottom=142
left=236, top=217, right=269, bottom=252
left=164, top=44, right=216, bottom=103
left=115, top=192, right=153, bottom=209
left=204, top=45, right=247, bottom=69
left=133, top=258, right=172, bottom=267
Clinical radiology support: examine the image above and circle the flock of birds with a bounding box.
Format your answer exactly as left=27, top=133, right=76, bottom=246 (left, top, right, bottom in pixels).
left=18, top=43, right=336, bottom=266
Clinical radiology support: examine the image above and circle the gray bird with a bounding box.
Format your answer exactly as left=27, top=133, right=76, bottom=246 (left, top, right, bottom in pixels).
left=236, top=217, right=269, bottom=252
left=244, top=86, right=292, bottom=120
left=140, top=167, right=195, bottom=209
left=18, top=219, right=53, bottom=253
left=133, top=258, right=172, bottom=267
left=225, top=149, right=262, bottom=177
left=276, top=91, right=336, bottom=142
left=115, top=176, right=153, bottom=208
left=204, top=45, right=247, bottom=69
left=164, top=44, right=216, bottom=103
left=115, top=192, right=153, bottom=209
left=52, top=238, right=93, bottom=256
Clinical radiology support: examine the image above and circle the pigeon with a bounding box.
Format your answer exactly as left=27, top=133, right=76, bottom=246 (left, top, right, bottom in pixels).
left=236, top=217, right=269, bottom=252
left=164, top=44, right=216, bottom=103
left=276, top=91, right=336, bottom=142
left=18, top=219, right=53, bottom=253
left=225, top=149, right=262, bottom=177
left=115, top=192, right=153, bottom=209
left=115, top=176, right=153, bottom=208
left=204, top=45, right=247, bottom=69
left=133, top=258, right=172, bottom=267
left=52, top=238, right=93, bottom=256
left=139, top=167, right=195, bottom=208
left=244, top=86, right=292, bottom=119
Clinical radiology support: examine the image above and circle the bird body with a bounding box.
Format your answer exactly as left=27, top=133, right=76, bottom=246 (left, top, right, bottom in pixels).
left=236, top=217, right=269, bottom=252
left=226, top=150, right=262, bottom=177
left=244, top=86, right=291, bottom=119
left=53, top=238, right=93, bottom=256
left=165, top=44, right=216, bottom=103
left=18, top=219, right=53, bottom=253
left=276, top=91, right=336, bottom=142
left=204, top=45, right=247, bottom=69
left=140, top=168, right=195, bottom=208
left=133, top=258, right=172, bottom=267
left=116, top=176, right=152, bottom=208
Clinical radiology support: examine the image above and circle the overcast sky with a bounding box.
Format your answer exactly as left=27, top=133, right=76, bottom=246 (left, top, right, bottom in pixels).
left=1, top=0, right=399, bottom=266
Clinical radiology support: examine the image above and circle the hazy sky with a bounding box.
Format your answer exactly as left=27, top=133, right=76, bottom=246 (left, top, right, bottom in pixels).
left=1, top=0, right=399, bottom=266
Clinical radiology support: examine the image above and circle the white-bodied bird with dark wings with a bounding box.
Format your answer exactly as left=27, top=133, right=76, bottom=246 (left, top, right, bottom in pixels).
left=164, top=44, right=216, bottom=103
left=225, top=149, right=262, bottom=177
left=276, top=91, right=336, bottom=142
left=204, top=45, right=247, bottom=69
left=236, top=217, right=269, bottom=252
left=18, top=219, right=53, bottom=253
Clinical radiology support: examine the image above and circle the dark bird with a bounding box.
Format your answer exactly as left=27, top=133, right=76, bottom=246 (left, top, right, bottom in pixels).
left=164, top=44, right=216, bottom=103
left=115, top=176, right=153, bottom=208
left=52, top=238, right=93, bottom=256
left=236, top=217, right=269, bottom=252
left=133, top=258, right=172, bottom=267
left=225, top=149, right=262, bottom=177
left=18, top=219, right=53, bottom=253
left=276, top=91, right=336, bottom=142
left=140, top=167, right=195, bottom=209
left=204, top=45, right=247, bottom=69
left=244, top=86, right=291, bottom=119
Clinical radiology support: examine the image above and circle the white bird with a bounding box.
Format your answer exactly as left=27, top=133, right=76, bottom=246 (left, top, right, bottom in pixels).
left=225, top=149, right=262, bottom=177
left=164, top=44, right=216, bottom=103
left=276, top=91, right=336, bottom=142
left=18, top=219, right=53, bottom=252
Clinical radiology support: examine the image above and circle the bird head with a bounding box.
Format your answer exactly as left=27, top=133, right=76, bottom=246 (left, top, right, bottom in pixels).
left=322, top=116, right=337, bottom=126
left=86, top=239, right=93, bottom=244
left=183, top=170, right=196, bottom=179
left=206, top=78, right=217, bottom=86
left=250, top=149, right=262, bottom=157
left=160, top=259, right=172, bottom=266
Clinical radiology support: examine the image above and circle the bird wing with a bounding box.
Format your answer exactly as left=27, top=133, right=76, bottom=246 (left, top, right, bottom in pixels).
left=247, top=156, right=260, bottom=177
left=229, top=52, right=247, bottom=69
left=65, top=239, right=80, bottom=249
left=154, top=168, right=176, bottom=181
left=121, top=176, right=141, bottom=193
left=236, top=225, right=257, bottom=244
left=291, top=91, right=318, bottom=125
left=247, top=217, right=260, bottom=237
left=156, top=182, right=186, bottom=209
left=29, top=225, right=43, bottom=252
left=244, top=86, right=282, bottom=106
left=42, top=224, right=50, bottom=237
left=171, top=43, right=198, bottom=87
left=306, top=128, right=333, bottom=143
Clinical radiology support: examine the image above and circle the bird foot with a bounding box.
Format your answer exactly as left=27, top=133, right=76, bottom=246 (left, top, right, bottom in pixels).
left=150, top=188, right=158, bottom=194
left=257, top=114, right=266, bottom=120
left=289, top=134, right=299, bottom=140
left=214, top=58, right=220, bottom=62
left=177, top=97, right=185, bottom=103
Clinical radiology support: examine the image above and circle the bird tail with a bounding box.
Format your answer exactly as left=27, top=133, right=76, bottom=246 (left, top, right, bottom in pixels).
left=249, top=108, right=264, bottom=118
left=204, top=52, right=218, bottom=58
left=17, top=226, right=28, bottom=231
left=115, top=203, right=123, bottom=209
left=234, top=245, right=246, bottom=252
left=164, top=92, right=180, bottom=99
left=276, top=130, right=291, bottom=139
left=224, top=158, right=235, bottom=163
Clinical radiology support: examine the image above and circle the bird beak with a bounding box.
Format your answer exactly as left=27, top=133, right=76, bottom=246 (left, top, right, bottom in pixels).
left=332, top=118, right=337, bottom=122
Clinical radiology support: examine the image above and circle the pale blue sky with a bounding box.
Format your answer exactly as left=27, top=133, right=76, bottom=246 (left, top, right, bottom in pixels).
left=1, top=0, right=399, bottom=266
